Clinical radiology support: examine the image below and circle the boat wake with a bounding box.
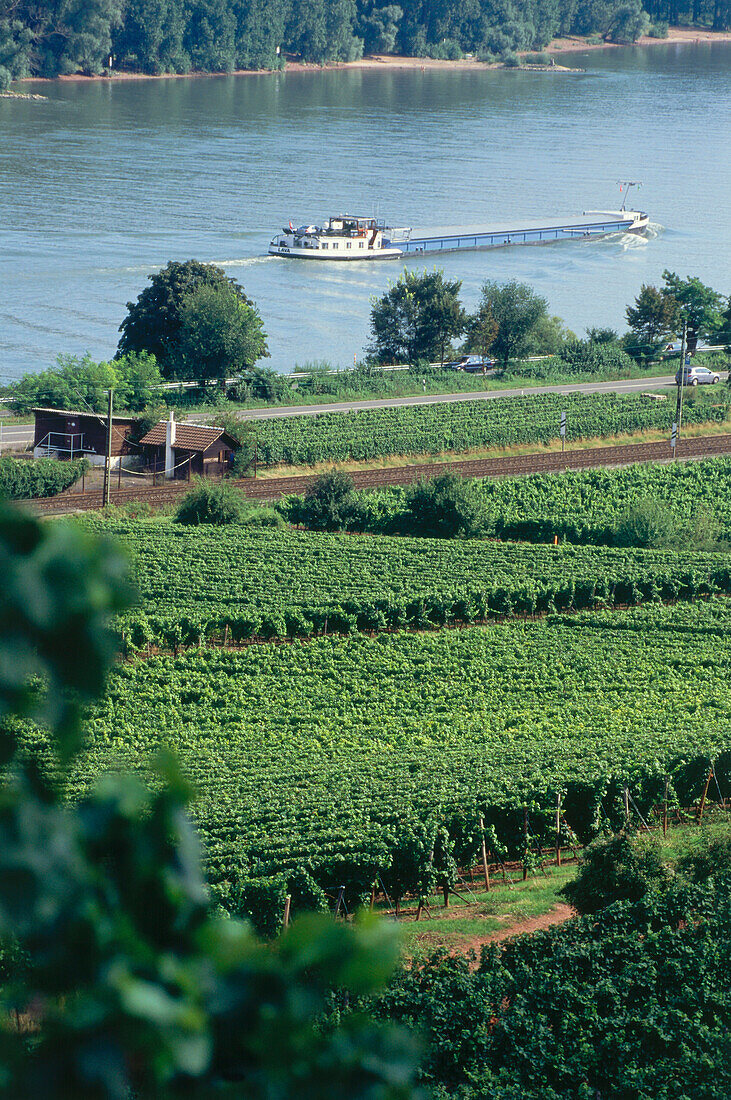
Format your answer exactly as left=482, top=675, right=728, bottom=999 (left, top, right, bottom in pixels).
left=216, top=256, right=276, bottom=268
left=621, top=221, right=664, bottom=249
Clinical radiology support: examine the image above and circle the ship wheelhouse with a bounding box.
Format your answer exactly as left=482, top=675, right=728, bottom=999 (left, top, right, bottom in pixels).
left=268, top=213, right=405, bottom=260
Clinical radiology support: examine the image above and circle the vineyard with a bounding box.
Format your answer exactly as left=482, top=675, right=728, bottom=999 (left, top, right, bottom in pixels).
left=481, top=455, right=731, bottom=542
left=251, top=392, right=728, bottom=466
left=95, top=518, right=731, bottom=648
left=342, top=456, right=731, bottom=543
left=61, top=600, right=731, bottom=911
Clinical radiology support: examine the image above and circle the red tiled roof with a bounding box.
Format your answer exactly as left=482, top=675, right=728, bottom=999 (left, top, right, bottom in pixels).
left=139, top=421, right=227, bottom=452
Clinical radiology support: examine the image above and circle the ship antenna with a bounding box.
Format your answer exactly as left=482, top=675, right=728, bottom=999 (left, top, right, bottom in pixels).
left=617, top=180, right=642, bottom=213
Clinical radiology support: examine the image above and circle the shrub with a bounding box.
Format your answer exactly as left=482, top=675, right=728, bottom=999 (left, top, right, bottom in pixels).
left=522, top=51, right=552, bottom=65
left=0, top=456, right=88, bottom=500
left=676, top=822, right=731, bottom=883
left=301, top=470, right=357, bottom=531
left=501, top=50, right=520, bottom=67
left=647, top=20, right=669, bottom=38
left=404, top=473, right=485, bottom=538
left=562, top=832, right=671, bottom=914
left=174, top=479, right=245, bottom=525
left=559, top=339, right=635, bottom=375
left=240, top=506, right=285, bottom=528
left=613, top=498, right=681, bottom=549
left=428, top=39, right=463, bottom=60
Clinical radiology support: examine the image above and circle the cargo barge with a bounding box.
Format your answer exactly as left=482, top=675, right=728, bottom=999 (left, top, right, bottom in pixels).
left=269, top=193, right=649, bottom=261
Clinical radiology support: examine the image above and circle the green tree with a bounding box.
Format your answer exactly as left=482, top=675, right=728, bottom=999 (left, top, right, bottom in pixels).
left=572, top=0, right=648, bottom=40
left=7, top=352, right=162, bottom=415
left=463, top=299, right=498, bottom=361
left=606, top=0, right=649, bottom=41
left=478, top=279, right=549, bottom=366
left=0, top=502, right=419, bottom=1096
left=287, top=0, right=362, bottom=62
left=718, top=300, right=731, bottom=352
left=117, top=260, right=263, bottom=378
left=0, top=15, right=33, bottom=86
left=113, top=0, right=189, bottom=73
left=368, top=269, right=465, bottom=365
left=404, top=473, right=484, bottom=538
left=34, top=0, right=124, bottom=76
left=521, top=313, right=575, bottom=357
left=358, top=2, right=403, bottom=51
left=185, top=0, right=237, bottom=70
left=661, top=270, right=726, bottom=353
left=625, top=283, right=679, bottom=349
left=177, top=283, right=269, bottom=384
left=586, top=326, right=620, bottom=345
left=233, top=0, right=288, bottom=69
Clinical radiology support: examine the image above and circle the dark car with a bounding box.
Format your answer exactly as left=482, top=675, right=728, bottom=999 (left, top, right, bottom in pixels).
left=443, top=354, right=495, bottom=372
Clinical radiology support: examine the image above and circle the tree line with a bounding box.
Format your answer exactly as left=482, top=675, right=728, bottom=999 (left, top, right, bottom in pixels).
left=368, top=266, right=730, bottom=368
left=1, top=0, right=727, bottom=88
left=3, top=258, right=728, bottom=416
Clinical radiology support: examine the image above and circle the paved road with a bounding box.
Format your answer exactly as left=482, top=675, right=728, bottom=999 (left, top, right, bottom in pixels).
left=232, top=376, right=681, bottom=420
left=0, top=423, right=34, bottom=451
left=0, top=376, right=691, bottom=444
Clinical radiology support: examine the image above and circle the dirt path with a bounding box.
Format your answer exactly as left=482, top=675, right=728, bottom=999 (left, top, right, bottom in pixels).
left=459, top=903, right=575, bottom=954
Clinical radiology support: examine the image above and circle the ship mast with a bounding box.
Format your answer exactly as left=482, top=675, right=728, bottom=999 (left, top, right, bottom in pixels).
left=617, top=180, right=642, bottom=212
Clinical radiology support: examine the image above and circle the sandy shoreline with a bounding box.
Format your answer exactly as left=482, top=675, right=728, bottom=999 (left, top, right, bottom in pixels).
left=16, top=26, right=731, bottom=85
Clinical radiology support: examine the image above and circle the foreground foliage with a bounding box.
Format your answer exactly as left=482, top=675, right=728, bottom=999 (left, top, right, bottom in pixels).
left=0, top=504, right=417, bottom=1097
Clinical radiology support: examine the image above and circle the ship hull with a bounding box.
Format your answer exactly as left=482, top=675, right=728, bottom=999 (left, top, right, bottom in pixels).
left=268, top=242, right=403, bottom=260
left=269, top=211, right=649, bottom=260
left=396, top=212, right=649, bottom=256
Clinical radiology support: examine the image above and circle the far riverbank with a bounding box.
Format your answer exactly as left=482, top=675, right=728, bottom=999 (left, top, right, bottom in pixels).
left=16, top=26, right=731, bottom=86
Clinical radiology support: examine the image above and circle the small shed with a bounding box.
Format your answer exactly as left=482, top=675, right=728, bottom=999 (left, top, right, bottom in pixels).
left=32, top=407, right=139, bottom=466
left=139, top=414, right=238, bottom=479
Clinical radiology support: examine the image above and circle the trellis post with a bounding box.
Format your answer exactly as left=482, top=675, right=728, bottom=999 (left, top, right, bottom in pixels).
left=697, top=765, right=713, bottom=824
left=523, top=806, right=529, bottom=881
left=479, top=814, right=490, bottom=891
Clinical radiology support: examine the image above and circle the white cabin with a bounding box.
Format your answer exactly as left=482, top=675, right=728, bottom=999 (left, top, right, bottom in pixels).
left=269, top=215, right=405, bottom=260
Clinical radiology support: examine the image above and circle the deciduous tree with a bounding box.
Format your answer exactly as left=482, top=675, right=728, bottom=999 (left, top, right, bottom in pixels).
left=117, top=259, right=264, bottom=378
left=478, top=279, right=549, bottom=366
left=368, top=269, right=465, bottom=365
left=464, top=300, right=498, bottom=361
left=177, top=282, right=269, bottom=384
left=661, top=270, right=726, bottom=352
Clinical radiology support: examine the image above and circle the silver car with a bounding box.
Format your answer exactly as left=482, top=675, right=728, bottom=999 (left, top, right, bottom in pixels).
left=675, top=365, right=721, bottom=386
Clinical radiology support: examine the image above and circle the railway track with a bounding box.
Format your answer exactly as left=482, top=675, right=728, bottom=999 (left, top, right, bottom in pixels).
left=27, top=433, right=731, bottom=515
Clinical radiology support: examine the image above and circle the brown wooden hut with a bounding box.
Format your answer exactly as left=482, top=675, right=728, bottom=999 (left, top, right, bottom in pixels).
left=32, top=407, right=139, bottom=466
left=139, top=416, right=238, bottom=479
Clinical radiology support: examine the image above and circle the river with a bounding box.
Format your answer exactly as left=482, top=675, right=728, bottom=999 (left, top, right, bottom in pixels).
left=1, top=41, right=729, bottom=380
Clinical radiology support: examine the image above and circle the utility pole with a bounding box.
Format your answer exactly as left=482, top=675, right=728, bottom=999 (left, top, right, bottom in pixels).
left=103, top=389, right=113, bottom=507
left=672, top=322, right=687, bottom=460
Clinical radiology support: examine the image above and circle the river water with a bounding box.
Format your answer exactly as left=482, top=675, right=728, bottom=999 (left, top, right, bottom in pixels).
left=1, top=42, right=729, bottom=380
